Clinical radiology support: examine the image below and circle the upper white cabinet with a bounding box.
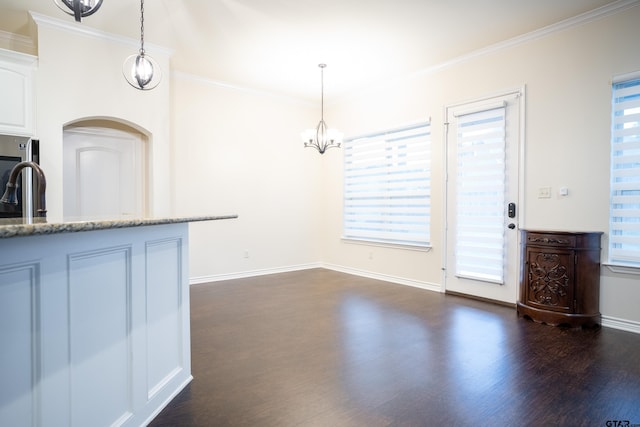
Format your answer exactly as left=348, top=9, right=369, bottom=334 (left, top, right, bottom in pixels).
left=0, top=48, right=36, bottom=136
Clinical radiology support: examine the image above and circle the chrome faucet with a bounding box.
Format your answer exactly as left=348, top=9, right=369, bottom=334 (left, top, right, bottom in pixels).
left=1, top=161, right=47, bottom=218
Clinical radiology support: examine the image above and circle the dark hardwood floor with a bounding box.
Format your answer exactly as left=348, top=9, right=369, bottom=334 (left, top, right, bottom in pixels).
left=149, top=268, right=640, bottom=427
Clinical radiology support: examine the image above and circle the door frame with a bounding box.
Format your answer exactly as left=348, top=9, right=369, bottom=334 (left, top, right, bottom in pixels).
left=441, top=86, right=526, bottom=303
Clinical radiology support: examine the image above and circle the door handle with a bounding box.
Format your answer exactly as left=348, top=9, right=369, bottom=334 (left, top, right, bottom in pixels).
left=508, top=223, right=516, bottom=229
left=508, top=202, right=516, bottom=218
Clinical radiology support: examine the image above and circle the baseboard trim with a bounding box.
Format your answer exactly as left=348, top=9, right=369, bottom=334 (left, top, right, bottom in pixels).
left=601, top=315, right=640, bottom=334
left=142, top=375, right=193, bottom=427
left=190, top=263, right=441, bottom=293
left=189, top=265, right=639, bottom=335
left=189, top=263, right=322, bottom=284
left=322, top=263, right=442, bottom=293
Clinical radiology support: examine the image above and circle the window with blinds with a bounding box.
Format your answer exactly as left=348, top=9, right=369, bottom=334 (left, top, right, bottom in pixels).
left=610, top=76, right=640, bottom=267
left=455, top=106, right=506, bottom=283
left=343, top=122, right=431, bottom=247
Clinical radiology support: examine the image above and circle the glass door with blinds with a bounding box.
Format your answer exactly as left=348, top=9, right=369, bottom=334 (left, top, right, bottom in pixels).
left=444, top=90, right=523, bottom=303
left=610, top=76, right=640, bottom=267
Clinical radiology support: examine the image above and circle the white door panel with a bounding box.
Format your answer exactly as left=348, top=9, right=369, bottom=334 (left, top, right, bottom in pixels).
left=63, top=127, right=145, bottom=219
left=444, top=90, right=524, bottom=303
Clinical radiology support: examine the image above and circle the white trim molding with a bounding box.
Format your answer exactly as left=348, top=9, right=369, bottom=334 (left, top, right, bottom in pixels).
left=321, top=264, right=443, bottom=293
left=189, top=262, right=441, bottom=293
left=410, top=0, right=640, bottom=80
left=605, top=263, right=640, bottom=275
left=0, top=46, right=37, bottom=66
left=602, top=315, right=640, bottom=334
left=29, top=11, right=173, bottom=56
left=0, top=30, right=36, bottom=55
left=338, top=0, right=640, bottom=103
left=340, top=238, right=432, bottom=253
left=189, top=263, right=323, bottom=284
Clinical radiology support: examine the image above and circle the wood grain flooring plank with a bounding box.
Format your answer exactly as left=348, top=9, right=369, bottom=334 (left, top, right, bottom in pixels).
left=150, top=268, right=640, bottom=427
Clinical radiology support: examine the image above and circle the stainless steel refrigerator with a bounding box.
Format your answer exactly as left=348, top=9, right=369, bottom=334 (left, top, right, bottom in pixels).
left=0, top=135, right=39, bottom=218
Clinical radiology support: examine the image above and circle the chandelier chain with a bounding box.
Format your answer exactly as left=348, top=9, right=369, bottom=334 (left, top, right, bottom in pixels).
left=139, top=0, right=145, bottom=55
left=320, top=64, right=324, bottom=122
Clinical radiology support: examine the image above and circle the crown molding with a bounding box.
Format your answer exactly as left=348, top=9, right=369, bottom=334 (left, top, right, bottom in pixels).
left=339, top=0, right=640, bottom=103
left=29, top=11, right=174, bottom=57
left=0, top=46, right=38, bottom=66
left=189, top=0, right=639, bottom=105
left=0, top=30, right=36, bottom=55
left=412, top=0, right=640, bottom=79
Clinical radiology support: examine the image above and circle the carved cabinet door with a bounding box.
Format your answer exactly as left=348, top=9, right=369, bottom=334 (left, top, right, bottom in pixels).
left=524, top=248, right=575, bottom=313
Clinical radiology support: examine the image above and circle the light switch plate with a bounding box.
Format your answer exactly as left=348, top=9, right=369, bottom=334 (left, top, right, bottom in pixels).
left=538, top=186, right=551, bottom=198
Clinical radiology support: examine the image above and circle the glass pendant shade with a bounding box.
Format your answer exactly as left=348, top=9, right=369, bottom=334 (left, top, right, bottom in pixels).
left=54, top=0, right=103, bottom=22
left=123, top=52, right=161, bottom=90
left=123, top=0, right=161, bottom=91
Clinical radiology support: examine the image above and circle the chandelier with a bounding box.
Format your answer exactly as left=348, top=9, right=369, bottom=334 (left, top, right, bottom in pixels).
left=122, top=0, right=162, bottom=90
left=53, top=0, right=103, bottom=22
left=301, top=64, right=342, bottom=154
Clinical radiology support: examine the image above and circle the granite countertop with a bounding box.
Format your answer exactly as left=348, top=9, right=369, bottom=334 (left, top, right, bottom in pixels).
left=0, top=214, right=238, bottom=239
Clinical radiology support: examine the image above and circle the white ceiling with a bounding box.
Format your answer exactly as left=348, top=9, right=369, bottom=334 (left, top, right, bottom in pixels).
left=0, top=0, right=624, bottom=101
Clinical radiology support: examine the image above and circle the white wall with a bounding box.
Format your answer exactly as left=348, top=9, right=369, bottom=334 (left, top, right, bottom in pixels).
left=171, top=74, right=325, bottom=280
left=2, top=6, right=638, bottom=330
left=32, top=14, right=172, bottom=217
left=322, top=4, right=640, bottom=327
left=24, top=12, right=326, bottom=282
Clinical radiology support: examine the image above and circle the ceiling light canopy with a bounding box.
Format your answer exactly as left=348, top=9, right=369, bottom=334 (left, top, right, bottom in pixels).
left=123, top=0, right=162, bottom=90
left=53, top=0, right=103, bottom=22
left=301, top=64, right=342, bottom=154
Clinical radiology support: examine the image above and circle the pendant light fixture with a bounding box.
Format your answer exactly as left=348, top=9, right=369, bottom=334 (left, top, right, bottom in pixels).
left=301, top=64, right=342, bottom=154
left=54, top=0, right=103, bottom=22
left=123, top=0, right=161, bottom=90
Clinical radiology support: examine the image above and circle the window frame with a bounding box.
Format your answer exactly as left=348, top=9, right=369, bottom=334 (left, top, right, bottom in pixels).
left=608, top=71, right=640, bottom=273
left=342, top=121, right=432, bottom=250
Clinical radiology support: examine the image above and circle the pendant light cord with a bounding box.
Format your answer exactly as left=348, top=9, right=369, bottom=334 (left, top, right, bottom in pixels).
left=139, top=0, right=145, bottom=55
left=320, top=63, right=326, bottom=122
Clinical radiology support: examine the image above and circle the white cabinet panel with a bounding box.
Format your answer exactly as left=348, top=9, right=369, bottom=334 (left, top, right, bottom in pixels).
left=0, top=49, right=36, bottom=136
left=146, top=238, right=184, bottom=399
left=69, top=247, right=134, bottom=427
left=0, top=223, right=191, bottom=427
left=0, top=68, right=27, bottom=129
left=0, top=263, right=40, bottom=427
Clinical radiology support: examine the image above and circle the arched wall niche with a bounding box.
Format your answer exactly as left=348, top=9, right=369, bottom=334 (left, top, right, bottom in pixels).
left=62, top=116, right=149, bottom=219
left=64, top=116, right=146, bottom=134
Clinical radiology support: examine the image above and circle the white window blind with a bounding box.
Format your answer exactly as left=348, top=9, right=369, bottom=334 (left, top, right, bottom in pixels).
left=343, top=122, right=431, bottom=247
left=610, top=77, right=640, bottom=267
left=455, top=107, right=506, bottom=283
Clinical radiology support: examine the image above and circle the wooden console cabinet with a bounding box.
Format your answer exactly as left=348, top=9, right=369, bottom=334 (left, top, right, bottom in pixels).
left=517, top=230, right=602, bottom=328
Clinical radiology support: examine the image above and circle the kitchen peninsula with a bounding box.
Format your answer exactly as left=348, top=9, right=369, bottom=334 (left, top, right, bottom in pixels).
left=0, top=214, right=237, bottom=427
